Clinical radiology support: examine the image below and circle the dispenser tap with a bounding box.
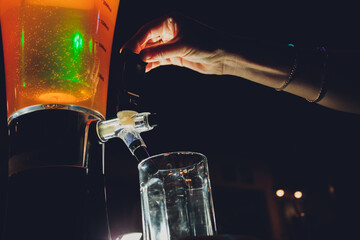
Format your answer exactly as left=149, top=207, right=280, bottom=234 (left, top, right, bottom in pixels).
left=96, top=110, right=155, bottom=160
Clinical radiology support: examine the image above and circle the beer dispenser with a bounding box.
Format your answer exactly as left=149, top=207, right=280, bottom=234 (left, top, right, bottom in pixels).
left=0, top=1, right=152, bottom=239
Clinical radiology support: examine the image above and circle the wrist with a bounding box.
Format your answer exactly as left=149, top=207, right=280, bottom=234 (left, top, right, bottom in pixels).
left=218, top=34, right=249, bottom=76
left=221, top=51, right=244, bottom=76
left=220, top=38, right=297, bottom=88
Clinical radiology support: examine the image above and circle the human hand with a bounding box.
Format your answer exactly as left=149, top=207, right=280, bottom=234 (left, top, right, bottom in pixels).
left=121, top=13, right=230, bottom=74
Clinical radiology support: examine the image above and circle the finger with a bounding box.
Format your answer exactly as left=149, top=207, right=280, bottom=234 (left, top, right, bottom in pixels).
left=121, top=15, right=178, bottom=53
left=142, top=38, right=164, bottom=49
left=140, top=41, right=190, bottom=62
left=145, top=59, right=174, bottom=72
left=145, top=57, right=198, bottom=72
left=145, top=61, right=161, bottom=72
left=146, top=57, right=215, bottom=75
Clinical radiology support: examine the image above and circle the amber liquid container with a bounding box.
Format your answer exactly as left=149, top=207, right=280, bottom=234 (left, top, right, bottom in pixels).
left=0, top=1, right=120, bottom=239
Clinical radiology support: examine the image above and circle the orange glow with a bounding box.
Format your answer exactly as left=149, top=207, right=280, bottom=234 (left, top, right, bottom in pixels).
left=276, top=189, right=285, bottom=197
left=0, top=0, right=120, bottom=118
left=294, top=191, right=302, bottom=199
left=38, top=92, right=78, bottom=103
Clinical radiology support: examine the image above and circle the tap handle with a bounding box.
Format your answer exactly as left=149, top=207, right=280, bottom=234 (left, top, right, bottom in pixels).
left=118, top=49, right=148, bottom=112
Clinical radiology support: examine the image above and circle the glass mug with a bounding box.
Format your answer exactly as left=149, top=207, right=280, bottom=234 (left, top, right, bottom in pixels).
left=138, top=152, right=217, bottom=240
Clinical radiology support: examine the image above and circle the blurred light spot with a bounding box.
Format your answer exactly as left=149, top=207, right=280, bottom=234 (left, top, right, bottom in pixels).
left=117, top=233, right=142, bottom=240
left=276, top=189, right=285, bottom=197
left=89, top=39, right=93, bottom=53
left=73, top=32, right=84, bottom=50
left=21, top=28, right=25, bottom=47
left=294, top=191, right=302, bottom=199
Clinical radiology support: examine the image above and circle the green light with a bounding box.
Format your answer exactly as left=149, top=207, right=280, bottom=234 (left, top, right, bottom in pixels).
left=70, top=77, right=90, bottom=87
left=21, top=26, right=25, bottom=87
left=89, top=39, right=93, bottom=53
left=21, top=28, right=25, bottom=47
left=73, top=33, right=83, bottom=50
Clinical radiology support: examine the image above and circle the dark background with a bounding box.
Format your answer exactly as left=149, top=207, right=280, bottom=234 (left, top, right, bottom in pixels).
left=1, top=0, right=360, bottom=240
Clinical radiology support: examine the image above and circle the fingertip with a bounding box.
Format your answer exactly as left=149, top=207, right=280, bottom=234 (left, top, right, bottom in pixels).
left=120, top=44, right=131, bottom=54
left=121, top=41, right=141, bottom=54
left=139, top=49, right=153, bottom=62
left=145, top=61, right=160, bottom=72
left=144, top=62, right=152, bottom=72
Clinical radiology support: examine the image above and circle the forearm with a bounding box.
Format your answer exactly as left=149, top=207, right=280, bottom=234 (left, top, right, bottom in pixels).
left=222, top=39, right=294, bottom=89
left=222, top=38, right=360, bottom=114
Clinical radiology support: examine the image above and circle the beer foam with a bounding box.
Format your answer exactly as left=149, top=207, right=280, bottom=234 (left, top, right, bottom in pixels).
left=0, top=0, right=93, bottom=17
left=28, top=0, right=94, bottom=10
left=117, top=110, right=138, bottom=125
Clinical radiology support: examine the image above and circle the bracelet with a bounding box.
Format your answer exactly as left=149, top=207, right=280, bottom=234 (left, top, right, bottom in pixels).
left=276, top=44, right=297, bottom=91
left=307, top=46, right=329, bottom=103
